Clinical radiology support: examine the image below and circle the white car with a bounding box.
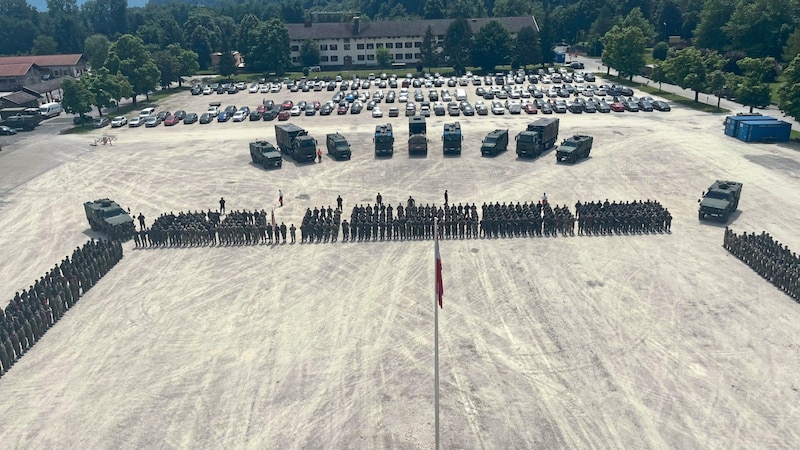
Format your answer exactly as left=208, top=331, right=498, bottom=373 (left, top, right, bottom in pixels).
left=110, top=116, right=127, bottom=127
left=128, top=116, right=144, bottom=127
left=207, top=105, right=219, bottom=117
left=270, top=84, right=280, bottom=93
left=248, top=84, right=259, bottom=93
left=372, top=107, right=383, bottom=118
left=232, top=111, right=247, bottom=122
left=202, top=86, right=213, bottom=95
left=260, top=84, right=270, bottom=93
left=290, top=106, right=301, bottom=116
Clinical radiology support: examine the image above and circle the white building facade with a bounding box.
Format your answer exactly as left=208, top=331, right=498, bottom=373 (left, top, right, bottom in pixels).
left=286, top=16, right=539, bottom=69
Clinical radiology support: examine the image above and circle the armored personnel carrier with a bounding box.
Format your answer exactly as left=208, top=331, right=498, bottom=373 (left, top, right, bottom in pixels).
left=480, top=129, right=509, bottom=156
left=442, top=122, right=462, bottom=155
left=250, top=140, right=282, bottom=168
left=556, top=134, right=593, bottom=163
left=374, top=124, right=394, bottom=156
left=84, top=198, right=135, bottom=241
left=326, top=133, right=352, bottom=160
left=698, top=180, right=743, bottom=222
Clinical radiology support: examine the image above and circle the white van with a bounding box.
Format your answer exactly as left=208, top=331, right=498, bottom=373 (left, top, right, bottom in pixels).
left=455, top=89, right=467, bottom=101
left=139, top=107, right=156, bottom=118
left=38, top=102, right=62, bottom=118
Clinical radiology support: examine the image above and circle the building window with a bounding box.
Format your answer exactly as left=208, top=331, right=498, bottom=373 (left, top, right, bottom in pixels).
left=330, top=44, right=338, bottom=50
left=414, top=53, right=421, bottom=59
left=321, top=55, right=329, bottom=62
left=320, top=44, right=328, bottom=51
left=357, top=43, right=365, bottom=50
left=344, top=44, right=350, bottom=50
left=414, top=42, right=421, bottom=48
left=377, top=43, right=384, bottom=48
left=367, top=43, right=374, bottom=49
left=367, top=54, right=375, bottom=60
left=291, top=45, right=299, bottom=51
left=331, top=55, right=338, bottom=62
left=405, top=53, right=413, bottom=59
left=405, top=42, right=412, bottom=48
left=292, top=56, right=299, bottom=63
left=396, top=54, right=403, bottom=60
left=344, top=38, right=350, bottom=43
left=386, top=43, right=393, bottom=48
left=358, top=55, right=365, bottom=61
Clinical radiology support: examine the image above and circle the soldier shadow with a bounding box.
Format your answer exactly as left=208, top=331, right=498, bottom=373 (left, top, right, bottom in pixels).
left=700, top=210, right=742, bottom=228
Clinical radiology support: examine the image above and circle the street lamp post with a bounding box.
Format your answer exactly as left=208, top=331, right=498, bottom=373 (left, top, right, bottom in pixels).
left=663, top=22, right=668, bottom=43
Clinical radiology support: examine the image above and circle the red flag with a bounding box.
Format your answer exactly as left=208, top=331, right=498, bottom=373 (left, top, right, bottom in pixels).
left=435, top=225, right=443, bottom=309
left=271, top=209, right=276, bottom=229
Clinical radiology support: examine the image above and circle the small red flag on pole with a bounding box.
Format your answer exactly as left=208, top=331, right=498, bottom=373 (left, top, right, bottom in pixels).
left=435, top=222, right=443, bottom=308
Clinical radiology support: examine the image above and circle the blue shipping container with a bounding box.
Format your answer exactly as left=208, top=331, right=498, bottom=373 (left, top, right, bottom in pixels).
left=736, top=120, right=791, bottom=143
left=724, top=114, right=775, bottom=136
left=555, top=52, right=566, bottom=63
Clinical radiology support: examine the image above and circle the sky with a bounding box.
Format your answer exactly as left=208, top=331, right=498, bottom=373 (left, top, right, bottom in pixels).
left=27, top=0, right=148, bottom=11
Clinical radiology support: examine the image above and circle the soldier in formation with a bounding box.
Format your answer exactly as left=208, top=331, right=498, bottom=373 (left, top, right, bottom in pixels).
left=723, top=228, right=799, bottom=301
left=137, top=209, right=284, bottom=247
left=300, top=205, right=340, bottom=243
left=574, top=199, right=671, bottom=236
left=0, top=239, right=123, bottom=377
left=480, top=201, right=574, bottom=238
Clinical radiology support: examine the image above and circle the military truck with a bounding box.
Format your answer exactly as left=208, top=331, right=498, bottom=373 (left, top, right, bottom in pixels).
left=556, top=134, right=593, bottom=163
left=409, top=115, right=427, bottom=135
left=408, top=115, right=428, bottom=155
left=480, top=129, right=509, bottom=156
left=84, top=198, right=135, bottom=241
left=442, top=122, right=462, bottom=155
left=326, top=133, right=352, bottom=160
left=374, top=124, right=395, bottom=156
left=516, top=118, right=559, bottom=157
left=274, top=123, right=317, bottom=162
left=1, top=108, right=42, bottom=131
left=698, top=180, right=743, bottom=222
left=249, top=140, right=282, bottom=168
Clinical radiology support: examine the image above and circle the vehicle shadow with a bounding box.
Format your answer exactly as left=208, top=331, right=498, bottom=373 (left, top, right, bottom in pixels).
left=556, top=155, right=593, bottom=165
left=699, top=210, right=742, bottom=227
left=248, top=162, right=281, bottom=171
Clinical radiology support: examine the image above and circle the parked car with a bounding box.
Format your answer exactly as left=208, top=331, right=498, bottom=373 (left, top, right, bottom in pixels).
left=128, top=116, right=144, bottom=127
left=183, top=113, right=198, bottom=124
left=199, top=113, right=213, bottom=124
left=231, top=111, right=247, bottom=121
left=610, top=100, right=625, bottom=112
left=92, top=117, right=110, bottom=128
left=388, top=107, right=399, bottom=117
left=372, top=107, right=383, bottom=118
left=652, top=100, right=671, bottom=111
left=217, top=112, right=231, bottom=122
left=263, top=108, right=279, bottom=121
left=0, top=125, right=17, bottom=135
left=491, top=101, right=505, bottom=115
left=145, top=115, right=161, bottom=127
left=73, top=115, right=93, bottom=125
left=110, top=116, right=127, bottom=127
left=278, top=110, right=290, bottom=120
left=156, top=111, right=171, bottom=121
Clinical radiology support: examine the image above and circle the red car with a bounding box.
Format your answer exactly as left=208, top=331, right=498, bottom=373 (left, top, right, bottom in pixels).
left=524, top=103, right=538, bottom=114
left=610, top=101, right=625, bottom=112
left=256, top=104, right=266, bottom=114
left=337, top=105, right=348, bottom=115
left=278, top=110, right=290, bottom=121
left=313, top=101, right=321, bottom=110
left=281, top=100, right=293, bottom=110
left=163, top=115, right=180, bottom=126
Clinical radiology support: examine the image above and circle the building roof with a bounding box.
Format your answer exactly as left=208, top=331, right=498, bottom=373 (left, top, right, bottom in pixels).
left=22, top=77, right=69, bottom=95
left=287, top=16, right=539, bottom=41
left=0, top=63, right=37, bottom=77
left=0, top=91, right=40, bottom=107
left=0, top=54, right=83, bottom=67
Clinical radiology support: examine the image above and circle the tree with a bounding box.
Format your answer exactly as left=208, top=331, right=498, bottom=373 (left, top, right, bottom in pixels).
left=736, top=57, right=777, bottom=112
left=183, top=11, right=222, bottom=70
left=168, top=44, right=199, bottom=86
left=376, top=47, right=392, bottom=68
left=280, top=0, right=304, bottom=23
left=444, top=18, right=473, bottom=74
left=0, top=0, right=37, bottom=55
left=513, top=26, right=540, bottom=69
left=237, top=14, right=261, bottom=63
left=217, top=51, right=236, bottom=77
left=492, top=0, right=532, bottom=16
left=778, top=54, right=800, bottom=121
left=84, top=34, right=111, bottom=70
left=81, top=0, right=126, bottom=38
left=723, top=0, right=794, bottom=58
left=248, top=18, right=290, bottom=75
left=85, top=67, right=132, bottom=115
left=693, top=0, right=735, bottom=52
left=471, top=20, right=511, bottom=72
left=652, top=42, right=669, bottom=61
left=61, top=78, right=94, bottom=123
left=783, top=29, right=800, bottom=63
left=661, top=47, right=723, bottom=101
left=153, top=49, right=180, bottom=88
left=32, top=36, right=59, bottom=55
left=423, top=0, right=445, bottom=19
left=601, top=25, right=647, bottom=80
left=619, top=7, right=655, bottom=43
left=300, top=39, right=320, bottom=67
left=214, top=15, right=237, bottom=52
left=105, top=34, right=161, bottom=104
left=707, top=69, right=735, bottom=108
left=420, top=26, right=437, bottom=73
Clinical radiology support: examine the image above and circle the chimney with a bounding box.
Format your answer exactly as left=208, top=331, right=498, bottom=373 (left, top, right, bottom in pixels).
left=353, top=16, right=360, bottom=35
left=304, top=20, right=311, bottom=27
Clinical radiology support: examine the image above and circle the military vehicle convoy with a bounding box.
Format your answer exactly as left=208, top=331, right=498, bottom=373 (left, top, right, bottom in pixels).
left=249, top=140, right=282, bottom=168
left=516, top=118, right=559, bottom=158
left=481, top=129, right=509, bottom=156
left=442, top=122, right=462, bottom=155
left=698, top=180, right=743, bottom=222
left=408, top=115, right=428, bottom=155
left=274, top=123, right=317, bottom=162
left=83, top=198, right=135, bottom=241
left=0, top=107, right=42, bottom=131
left=374, top=124, right=395, bottom=156
left=326, top=133, right=352, bottom=160
left=556, top=134, right=593, bottom=163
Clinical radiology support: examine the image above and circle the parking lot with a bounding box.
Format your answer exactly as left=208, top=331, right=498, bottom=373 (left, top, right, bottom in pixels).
left=1, top=71, right=800, bottom=449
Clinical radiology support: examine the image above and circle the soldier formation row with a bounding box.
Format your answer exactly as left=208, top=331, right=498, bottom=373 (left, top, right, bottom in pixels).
left=0, top=239, right=124, bottom=377
left=723, top=229, right=800, bottom=301
left=133, top=196, right=672, bottom=248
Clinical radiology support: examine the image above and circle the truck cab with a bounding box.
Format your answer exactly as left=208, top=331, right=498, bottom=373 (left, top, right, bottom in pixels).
left=481, top=129, right=509, bottom=156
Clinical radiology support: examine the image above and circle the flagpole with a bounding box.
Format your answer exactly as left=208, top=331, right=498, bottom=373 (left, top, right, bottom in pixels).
left=434, top=217, right=440, bottom=450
